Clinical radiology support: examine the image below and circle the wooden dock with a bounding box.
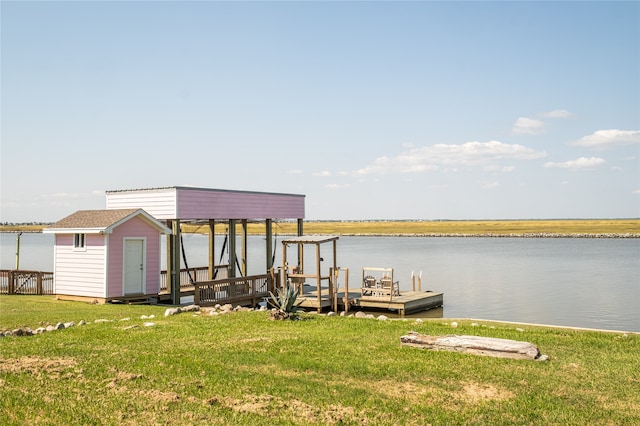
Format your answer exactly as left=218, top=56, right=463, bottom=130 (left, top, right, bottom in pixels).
left=296, top=285, right=443, bottom=317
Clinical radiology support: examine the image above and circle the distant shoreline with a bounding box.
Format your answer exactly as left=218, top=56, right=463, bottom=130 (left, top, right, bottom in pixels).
left=2, top=219, right=639, bottom=237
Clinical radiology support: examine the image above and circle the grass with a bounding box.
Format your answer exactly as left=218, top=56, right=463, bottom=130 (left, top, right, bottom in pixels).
left=4, top=219, right=639, bottom=236
left=1, top=296, right=639, bottom=425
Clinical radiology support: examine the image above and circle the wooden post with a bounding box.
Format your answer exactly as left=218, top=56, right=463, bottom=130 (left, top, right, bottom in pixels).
left=15, top=232, right=22, bottom=270
left=418, top=271, right=422, bottom=292
left=297, top=218, right=304, bottom=276
left=316, top=242, right=322, bottom=312
left=332, top=239, right=337, bottom=311
left=37, top=272, right=43, bottom=295
left=228, top=220, right=236, bottom=278
left=8, top=271, right=14, bottom=295
left=411, top=271, right=416, bottom=292
left=208, top=220, right=215, bottom=280
left=344, top=267, right=349, bottom=313
left=265, top=219, right=273, bottom=273
left=194, top=283, right=200, bottom=305
left=241, top=219, right=247, bottom=277
left=168, top=219, right=181, bottom=305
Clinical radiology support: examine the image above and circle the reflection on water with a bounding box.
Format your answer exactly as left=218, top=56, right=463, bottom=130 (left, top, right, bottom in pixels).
left=1, top=233, right=638, bottom=332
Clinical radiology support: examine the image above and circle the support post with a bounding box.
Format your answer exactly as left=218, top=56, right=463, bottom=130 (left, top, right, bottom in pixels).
left=208, top=220, right=215, bottom=280
left=15, top=232, right=22, bottom=270
left=265, top=219, right=273, bottom=272
left=228, top=219, right=236, bottom=278
left=168, top=219, right=181, bottom=305
left=316, top=243, right=322, bottom=312
left=241, top=219, right=247, bottom=276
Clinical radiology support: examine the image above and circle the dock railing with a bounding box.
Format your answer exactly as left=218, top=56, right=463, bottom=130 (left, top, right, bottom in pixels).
left=160, top=265, right=229, bottom=292
left=194, top=272, right=276, bottom=307
left=0, top=270, right=54, bottom=295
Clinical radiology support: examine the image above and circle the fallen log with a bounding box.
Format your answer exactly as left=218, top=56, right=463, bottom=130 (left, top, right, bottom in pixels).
left=400, top=332, right=549, bottom=361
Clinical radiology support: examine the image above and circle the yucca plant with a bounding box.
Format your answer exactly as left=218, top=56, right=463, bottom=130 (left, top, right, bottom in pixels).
left=268, top=284, right=303, bottom=320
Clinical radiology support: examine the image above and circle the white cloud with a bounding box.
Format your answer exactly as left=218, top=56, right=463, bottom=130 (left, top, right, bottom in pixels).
left=46, top=192, right=81, bottom=199
left=512, top=117, right=545, bottom=134
left=481, top=181, right=501, bottom=190
left=540, top=109, right=572, bottom=119
left=484, top=165, right=515, bottom=173
left=325, top=183, right=350, bottom=189
left=354, top=141, right=546, bottom=176
left=287, top=169, right=304, bottom=175
left=572, top=129, right=640, bottom=149
left=543, top=157, right=606, bottom=170
left=313, top=170, right=332, bottom=177
left=633, top=189, right=640, bottom=195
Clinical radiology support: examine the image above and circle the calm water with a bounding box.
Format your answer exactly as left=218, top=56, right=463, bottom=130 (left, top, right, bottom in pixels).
left=2, top=232, right=638, bottom=332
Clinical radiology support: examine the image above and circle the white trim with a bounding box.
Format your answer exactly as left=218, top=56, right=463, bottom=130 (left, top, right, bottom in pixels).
left=123, top=237, right=146, bottom=296
left=44, top=227, right=105, bottom=234
left=103, top=234, right=109, bottom=298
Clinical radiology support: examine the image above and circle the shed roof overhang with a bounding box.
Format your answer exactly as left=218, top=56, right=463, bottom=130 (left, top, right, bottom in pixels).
left=43, top=209, right=171, bottom=235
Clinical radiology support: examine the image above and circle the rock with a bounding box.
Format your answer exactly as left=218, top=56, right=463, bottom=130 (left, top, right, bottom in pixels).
left=327, top=311, right=337, bottom=317
left=123, top=325, right=139, bottom=330
left=46, top=325, right=56, bottom=332
left=56, top=323, right=65, bottom=330
left=78, top=320, right=87, bottom=326
left=471, top=323, right=479, bottom=327
left=220, top=304, right=233, bottom=312
left=35, top=327, right=46, bottom=334
left=183, top=305, right=200, bottom=313
left=354, top=311, right=368, bottom=318
left=164, top=308, right=181, bottom=317
left=64, top=322, right=75, bottom=329
left=400, top=332, right=548, bottom=361
left=377, top=315, right=388, bottom=321
left=450, top=322, right=458, bottom=328
left=143, top=322, right=156, bottom=327
left=12, top=328, right=23, bottom=337
left=516, top=328, right=524, bottom=332
left=415, top=318, right=423, bottom=324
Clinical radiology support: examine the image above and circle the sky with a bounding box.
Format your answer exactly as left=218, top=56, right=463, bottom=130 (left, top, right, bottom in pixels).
left=1, top=1, right=639, bottom=222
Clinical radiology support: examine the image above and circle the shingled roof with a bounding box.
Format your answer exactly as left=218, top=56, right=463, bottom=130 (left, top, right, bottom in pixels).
left=43, top=209, right=170, bottom=234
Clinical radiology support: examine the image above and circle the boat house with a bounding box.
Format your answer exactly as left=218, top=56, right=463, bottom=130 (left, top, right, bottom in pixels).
left=105, top=186, right=306, bottom=304
left=43, top=209, right=171, bottom=303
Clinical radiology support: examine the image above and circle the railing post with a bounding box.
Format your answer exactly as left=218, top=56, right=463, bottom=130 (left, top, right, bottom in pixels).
left=37, top=272, right=43, bottom=295
left=194, top=283, right=200, bottom=305
left=8, top=271, right=14, bottom=294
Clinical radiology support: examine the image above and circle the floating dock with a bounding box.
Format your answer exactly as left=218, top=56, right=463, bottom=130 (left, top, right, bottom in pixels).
left=296, top=286, right=444, bottom=317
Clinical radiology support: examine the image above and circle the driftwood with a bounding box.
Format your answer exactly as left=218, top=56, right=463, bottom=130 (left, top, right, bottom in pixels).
left=400, top=332, right=549, bottom=361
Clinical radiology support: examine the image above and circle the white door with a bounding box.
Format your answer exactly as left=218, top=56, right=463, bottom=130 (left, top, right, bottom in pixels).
left=124, top=239, right=144, bottom=295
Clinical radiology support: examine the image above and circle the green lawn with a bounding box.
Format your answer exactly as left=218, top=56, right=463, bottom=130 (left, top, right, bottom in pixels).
left=1, top=296, right=639, bottom=425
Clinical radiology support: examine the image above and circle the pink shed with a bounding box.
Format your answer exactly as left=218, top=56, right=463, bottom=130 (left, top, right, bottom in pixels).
left=43, top=209, right=170, bottom=303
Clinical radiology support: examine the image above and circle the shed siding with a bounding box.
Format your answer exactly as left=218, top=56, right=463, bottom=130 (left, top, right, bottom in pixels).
left=177, top=188, right=305, bottom=219
left=106, top=188, right=177, bottom=219
left=53, top=234, right=107, bottom=298
left=107, top=216, right=162, bottom=298
left=105, top=187, right=304, bottom=220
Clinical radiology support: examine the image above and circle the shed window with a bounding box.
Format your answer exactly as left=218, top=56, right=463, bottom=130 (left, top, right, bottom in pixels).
left=74, top=233, right=86, bottom=249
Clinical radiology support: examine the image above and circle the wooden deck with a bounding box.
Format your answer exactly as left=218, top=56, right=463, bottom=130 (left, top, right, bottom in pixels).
left=297, top=285, right=443, bottom=317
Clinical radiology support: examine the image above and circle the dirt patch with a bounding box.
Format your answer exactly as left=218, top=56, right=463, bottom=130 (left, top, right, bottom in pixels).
left=207, top=393, right=363, bottom=425
left=0, top=356, right=79, bottom=378
left=455, top=381, right=515, bottom=403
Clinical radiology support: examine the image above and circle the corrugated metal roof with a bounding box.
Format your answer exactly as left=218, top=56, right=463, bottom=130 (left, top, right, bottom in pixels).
left=47, top=209, right=140, bottom=229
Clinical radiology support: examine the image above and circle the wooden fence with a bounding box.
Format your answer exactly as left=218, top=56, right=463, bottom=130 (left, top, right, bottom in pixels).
left=0, top=270, right=54, bottom=295
left=160, top=265, right=229, bottom=292
left=194, top=273, right=275, bottom=307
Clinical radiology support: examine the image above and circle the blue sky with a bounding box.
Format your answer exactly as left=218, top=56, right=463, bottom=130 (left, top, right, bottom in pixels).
left=2, top=1, right=639, bottom=222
